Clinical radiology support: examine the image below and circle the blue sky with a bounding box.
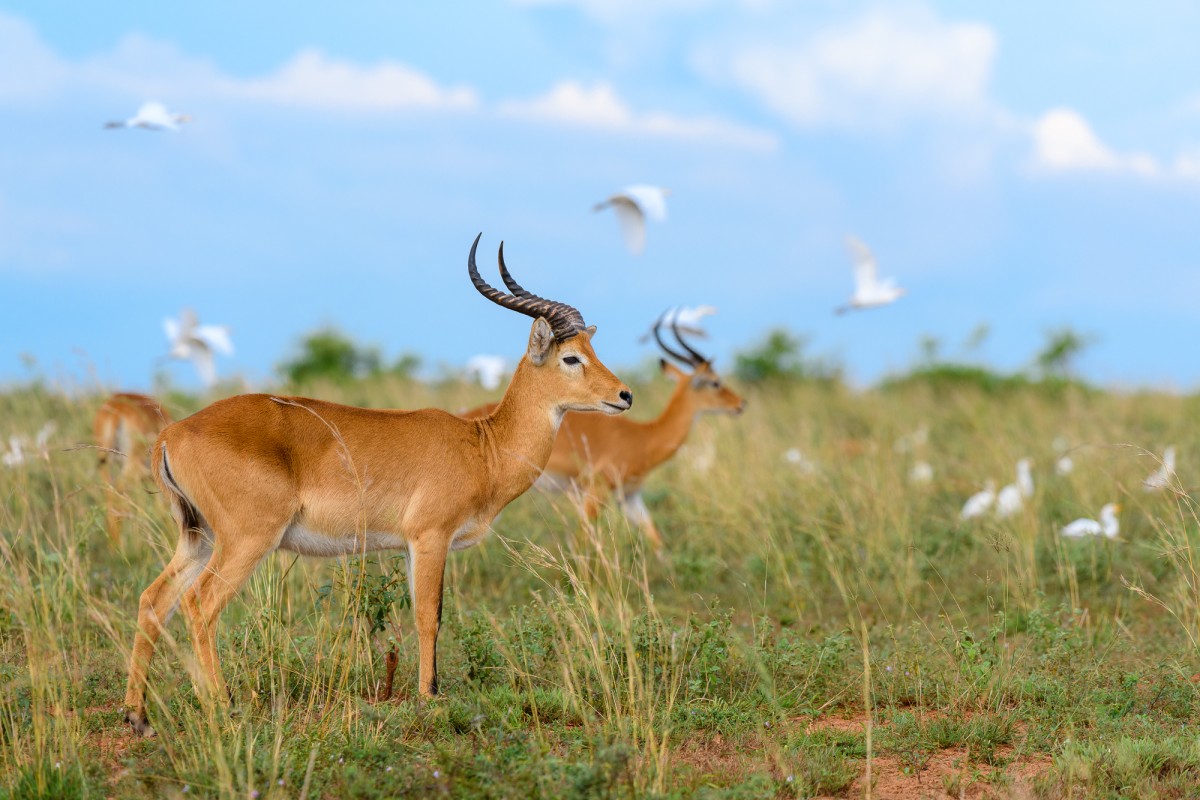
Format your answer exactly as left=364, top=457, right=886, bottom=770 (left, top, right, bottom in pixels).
left=1, top=1, right=1199, bottom=390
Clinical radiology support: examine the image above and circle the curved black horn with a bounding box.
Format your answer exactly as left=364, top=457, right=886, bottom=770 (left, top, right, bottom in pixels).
left=671, top=313, right=709, bottom=365
left=652, top=308, right=695, bottom=365
left=469, top=234, right=586, bottom=340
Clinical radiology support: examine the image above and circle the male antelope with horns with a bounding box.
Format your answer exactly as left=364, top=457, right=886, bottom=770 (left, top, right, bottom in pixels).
left=465, top=310, right=744, bottom=549
left=124, top=235, right=632, bottom=736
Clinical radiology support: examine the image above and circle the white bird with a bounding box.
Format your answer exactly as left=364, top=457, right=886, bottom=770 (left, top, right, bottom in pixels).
left=1053, top=436, right=1075, bottom=475
left=836, top=236, right=907, bottom=314
left=961, top=481, right=996, bottom=520
left=594, top=185, right=669, bottom=255
left=995, top=458, right=1034, bottom=518
left=1142, top=446, right=1177, bottom=492
left=638, top=305, right=716, bottom=342
left=783, top=447, right=817, bottom=474
left=909, top=460, right=934, bottom=484
left=33, top=422, right=55, bottom=457
left=1060, top=503, right=1121, bottom=539
left=464, top=355, right=509, bottom=391
left=105, top=101, right=192, bottom=132
left=2, top=437, right=24, bottom=468
left=164, top=308, right=234, bottom=388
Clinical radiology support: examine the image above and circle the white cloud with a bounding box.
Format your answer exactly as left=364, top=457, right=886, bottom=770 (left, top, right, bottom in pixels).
left=1030, top=108, right=1173, bottom=179
left=708, top=7, right=997, bottom=130
left=0, top=11, right=477, bottom=115
left=499, top=80, right=777, bottom=149
left=234, top=50, right=477, bottom=112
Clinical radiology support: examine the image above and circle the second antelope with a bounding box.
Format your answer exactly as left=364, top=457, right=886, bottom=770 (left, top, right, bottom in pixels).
left=93, top=393, right=173, bottom=543
left=123, top=235, right=632, bottom=736
left=465, top=311, right=745, bottom=549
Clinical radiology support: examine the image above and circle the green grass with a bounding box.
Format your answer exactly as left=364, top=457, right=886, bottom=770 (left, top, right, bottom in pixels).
left=2, top=375, right=1200, bottom=798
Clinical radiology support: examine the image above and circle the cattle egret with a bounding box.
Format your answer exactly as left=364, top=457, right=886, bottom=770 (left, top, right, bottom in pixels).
left=465, top=355, right=508, bottom=391
left=2, top=437, right=23, bottom=468
left=1060, top=503, right=1121, bottom=539
left=836, top=236, right=907, bottom=314
left=996, top=459, right=1034, bottom=518
left=594, top=185, right=669, bottom=255
left=909, top=460, right=934, bottom=484
left=1142, top=446, right=1177, bottom=492
left=783, top=447, right=817, bottom=474
left=961, top=481, right=996, bottom=520
left=105, top=101, right=192, bottom=132
left=164, top=308, right=234, bottom=388
left=638, top=305, right=716, bottom=342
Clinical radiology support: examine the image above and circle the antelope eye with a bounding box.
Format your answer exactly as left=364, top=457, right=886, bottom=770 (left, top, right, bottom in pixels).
left=562, top=355, right=581, bottom=366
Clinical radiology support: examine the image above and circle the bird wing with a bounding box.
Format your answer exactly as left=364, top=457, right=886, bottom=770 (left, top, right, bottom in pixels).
left=163, top=317, right=180, bottom=343
left=35, top=422, right=55, bottom=450
left=622, top=185, right=668, bottom=222
left=674, top=305, right=716, bottom=337
left=609, top=198, right=647, bottom=255
left=845, top=235, right=878, bottom=292
left=1060, top=518, right=1100, bottom=537
left=178, top=308, right=199, bottom=336
left=135, top=101, right=173, bottom=128
left=196, top=325, right=234, bottom=355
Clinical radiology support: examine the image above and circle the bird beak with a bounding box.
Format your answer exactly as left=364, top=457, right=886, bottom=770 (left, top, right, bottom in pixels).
left=1113, top=504, right=1122, bottom=513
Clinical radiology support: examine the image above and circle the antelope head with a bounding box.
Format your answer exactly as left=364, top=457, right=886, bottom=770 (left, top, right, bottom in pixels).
left=652, top=309, right=745, bottom=416
left=468, top=234, right=632, bottom=416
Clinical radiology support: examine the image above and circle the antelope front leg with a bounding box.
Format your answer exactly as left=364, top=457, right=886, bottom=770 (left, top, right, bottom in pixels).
left=408, top=536, right=449, bottom=697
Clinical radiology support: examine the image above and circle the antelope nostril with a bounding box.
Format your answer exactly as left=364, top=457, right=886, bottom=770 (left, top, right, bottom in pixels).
left=619, top=390, right=633, bottom=407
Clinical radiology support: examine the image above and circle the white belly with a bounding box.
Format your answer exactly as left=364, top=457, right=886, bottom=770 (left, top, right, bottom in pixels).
left=278, top=523, right=408, bottom=557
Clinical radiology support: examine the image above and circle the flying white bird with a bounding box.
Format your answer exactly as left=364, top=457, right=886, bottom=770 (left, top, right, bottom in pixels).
left=164, top=308, right=234, bottom=388
left=105, top=101, right=193, bottom=132
left=961, top=481, right=997, bottom=520
left=464, top=355, right=509, bottom=391
left=594, top=185, right=669, bottom=255
left=995, top=458, right=1034, bottom=518
left=637, top=305, right=717, bottom=343
left=1060, top=503, right=1121, bottom=539
left=1142, top=446, right=1177, bottom=492
left=836, top=236, right=907, bottom=314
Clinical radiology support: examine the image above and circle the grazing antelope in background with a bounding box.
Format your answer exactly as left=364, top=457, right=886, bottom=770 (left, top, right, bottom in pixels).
left=464, top=311, right=745, bottom=549
left=93, top=393, right=173, bottom=543
left=123, top=235, right=632, bottom=737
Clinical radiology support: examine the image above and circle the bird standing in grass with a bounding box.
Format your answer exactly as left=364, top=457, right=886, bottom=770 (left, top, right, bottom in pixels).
left=105, top=101, right=192, bottom=132
left=594, top=185, right=669, bottom=255
left=961, top=481, right=996, bottom=520
left=837, top=236, right=907, bottom=314
left=996, top=458, right=1034, bottom=518
left=1060, top=503, right=1121, bottom=538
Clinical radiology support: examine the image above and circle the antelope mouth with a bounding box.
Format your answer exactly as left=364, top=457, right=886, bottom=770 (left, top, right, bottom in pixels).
left=602, top=401, right=630, bottom=413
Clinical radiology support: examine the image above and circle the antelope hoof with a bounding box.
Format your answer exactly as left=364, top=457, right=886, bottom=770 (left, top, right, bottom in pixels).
left=125, top=709, right=156, bottom=738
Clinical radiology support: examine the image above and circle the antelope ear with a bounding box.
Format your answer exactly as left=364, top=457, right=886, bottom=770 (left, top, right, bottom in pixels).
left=528, top=318, right=554, bottom=365
left=584, top=325, right=597, bottom=338
left=660, top=359, right=687, bottom=381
